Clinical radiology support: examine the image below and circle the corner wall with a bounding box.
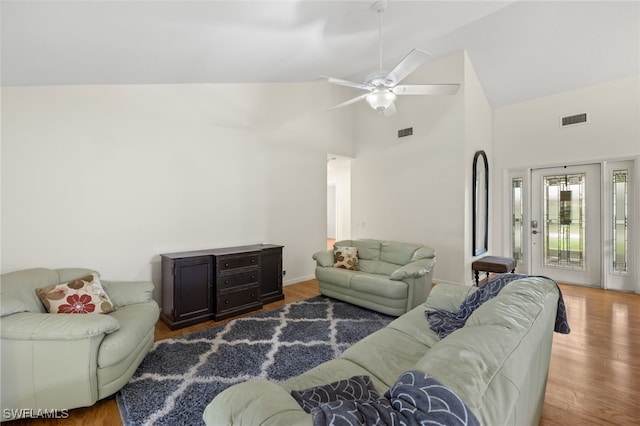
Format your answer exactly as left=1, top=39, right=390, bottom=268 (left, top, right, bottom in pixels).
left=350, top=51, right=492, bottom=285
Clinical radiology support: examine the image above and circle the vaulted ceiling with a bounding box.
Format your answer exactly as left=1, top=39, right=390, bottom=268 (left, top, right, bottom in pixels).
left=2, top=1, right=638, bottom=106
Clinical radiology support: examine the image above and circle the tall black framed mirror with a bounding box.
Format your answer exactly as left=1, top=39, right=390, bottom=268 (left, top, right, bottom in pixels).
left=472, top=150, right=489, bottom=256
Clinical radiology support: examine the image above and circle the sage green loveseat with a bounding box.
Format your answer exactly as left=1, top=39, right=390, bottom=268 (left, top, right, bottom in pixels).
left=312, top=239, right=436, bottom=316
left=0, top=268, right=159, bottom=421
left=204, top=276, right=561, bottom=426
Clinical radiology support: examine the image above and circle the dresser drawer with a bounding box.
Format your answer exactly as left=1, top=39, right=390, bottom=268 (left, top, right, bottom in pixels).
left=218, top=270, right=259, bottom=291
left=217, top=253, right=260, bottom=271
left=217, top=285, right=261, bottom=313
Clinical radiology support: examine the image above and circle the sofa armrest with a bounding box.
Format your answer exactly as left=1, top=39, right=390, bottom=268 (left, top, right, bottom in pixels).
left=312, top=250, right=334, bottom=267
left=0, top=312, right=120, bottom=340
left=389, top=258, right=436, bottom=281
left=424, top=283, right=478, bottom=313
left=412, top=246, right=436, bottom=260
left=204, top=380, right=310, bottom=426
left=101, top=280, right=154, bottom=307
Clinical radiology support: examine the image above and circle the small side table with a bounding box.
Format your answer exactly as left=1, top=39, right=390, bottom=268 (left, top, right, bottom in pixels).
left=472, top=256, right=517, bottom=286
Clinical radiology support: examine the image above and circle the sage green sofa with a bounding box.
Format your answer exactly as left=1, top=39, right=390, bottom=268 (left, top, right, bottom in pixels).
left=312, top=239, right=436, bottom=316
left=0, top=268, right=159, bottom=421
left=204, top=276, right=560, bottom=426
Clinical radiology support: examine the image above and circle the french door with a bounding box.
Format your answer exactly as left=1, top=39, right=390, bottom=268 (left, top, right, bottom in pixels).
left=530, top=164, right=601, bottom=286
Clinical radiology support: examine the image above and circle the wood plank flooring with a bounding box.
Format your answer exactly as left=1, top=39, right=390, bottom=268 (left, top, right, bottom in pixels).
left=10, top=280, right=640, bottom=425
left=539, top=284, right=640, bottom=426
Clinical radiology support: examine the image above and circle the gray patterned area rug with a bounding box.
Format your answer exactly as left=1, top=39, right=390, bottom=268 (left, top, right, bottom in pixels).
left=116, top=296, right=394, bottom=426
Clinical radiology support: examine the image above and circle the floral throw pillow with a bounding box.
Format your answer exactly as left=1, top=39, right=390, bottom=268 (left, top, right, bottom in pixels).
left=35, top=273, right=115, bottom=314
left=334, top=246, right=359, bottom=270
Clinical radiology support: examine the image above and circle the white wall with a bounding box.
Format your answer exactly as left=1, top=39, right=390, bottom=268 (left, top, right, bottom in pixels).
left=350, top=51, right=492, bottom=285
left=1, top=83, right=354, bottom=302
left=493, top=76, right=640, bottom=292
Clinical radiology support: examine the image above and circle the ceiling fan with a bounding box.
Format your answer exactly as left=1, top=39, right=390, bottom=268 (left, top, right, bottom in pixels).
left=325, top=0, right=460, bottom=117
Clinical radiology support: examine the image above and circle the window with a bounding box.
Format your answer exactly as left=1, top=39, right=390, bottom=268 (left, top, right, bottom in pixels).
left=612, top=170, right=629, bottom=274
left=511, top=177, right=524, bottom=261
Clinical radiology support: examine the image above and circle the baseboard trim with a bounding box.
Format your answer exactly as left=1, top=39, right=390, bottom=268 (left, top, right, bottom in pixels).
left=284, top=274, right=315, bottom=286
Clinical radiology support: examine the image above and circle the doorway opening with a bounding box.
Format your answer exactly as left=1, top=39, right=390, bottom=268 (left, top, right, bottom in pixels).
left=327, top=155, right=352, bottom=249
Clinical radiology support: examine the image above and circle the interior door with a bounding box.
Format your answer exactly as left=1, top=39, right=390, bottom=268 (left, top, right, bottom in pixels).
left=531, top=164, right=601, bottom=286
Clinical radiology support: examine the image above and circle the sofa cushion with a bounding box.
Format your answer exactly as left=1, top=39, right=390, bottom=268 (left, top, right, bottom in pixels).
left=0, top=294, right=30, bottom=317
left=351, top=239, right=382, bottom=261
left=98, top=302, right=158, bottom=368
left=35, top=274, right=116, bottom=314
left=101, top=280, right=154, bottom=308
left=1, top=268, right=59, bottom=314
left=316, top=267, right=356, bottom=289
left=380, top=241, right=422, bottom=265
left=350, top=274, right=407, bottom=300
left=386, top=302, right=441, bottom=349
left=358, top=259, right=398, bottom=276
left=333, top=246, right=359, bottom=270
left=340, top=326, right=431, bottom=388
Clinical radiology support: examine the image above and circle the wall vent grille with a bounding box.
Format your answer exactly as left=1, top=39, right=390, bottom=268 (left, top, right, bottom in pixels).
left=561, top=113, right=588, bottom=127
left=398, top=127, right=413, bottom=138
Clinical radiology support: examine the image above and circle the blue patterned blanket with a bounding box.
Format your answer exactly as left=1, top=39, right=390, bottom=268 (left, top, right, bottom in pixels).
left=309, top=371, right=480, bottom=426
left=426, top=273, right=570, bottom=339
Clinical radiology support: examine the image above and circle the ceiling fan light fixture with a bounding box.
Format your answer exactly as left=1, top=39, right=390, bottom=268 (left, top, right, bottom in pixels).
left=366, top=90, right=396, bottom=112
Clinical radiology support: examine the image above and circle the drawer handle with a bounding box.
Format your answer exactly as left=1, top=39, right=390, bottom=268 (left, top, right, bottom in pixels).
left=251, top=259, right=255, bottom=263
left=224, top=263, right=229, bottom=267
left=225, top=300, right=229, bottom=304
left=251, top=275, right=255, bottom=280
left=225, top=280, right=229, bottom=285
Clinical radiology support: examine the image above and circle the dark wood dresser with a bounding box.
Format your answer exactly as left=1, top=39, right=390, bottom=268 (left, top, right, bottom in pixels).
left=160, top=244, right=283, bottom=329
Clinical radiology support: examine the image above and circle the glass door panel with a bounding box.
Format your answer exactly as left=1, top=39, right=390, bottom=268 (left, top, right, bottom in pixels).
left=612, top=170, right=629, bottom=274
left=511, top=177, right=524, bottom=262
left=531, top=164, right=601, bottom=286
left=543, top=173, right=586, bottom=269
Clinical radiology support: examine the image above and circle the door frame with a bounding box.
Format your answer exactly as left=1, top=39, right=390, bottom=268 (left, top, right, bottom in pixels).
left=503, top=157, right=637, bottom=292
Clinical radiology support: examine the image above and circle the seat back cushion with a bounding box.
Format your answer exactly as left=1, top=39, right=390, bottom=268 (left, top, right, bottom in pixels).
left=351, top=240, right=382, bottom=261
left=380, top=242, right=422, bottom=265
left=1, top=268, right=59, bottom=314
left=55, top=268, right=99, bottom=284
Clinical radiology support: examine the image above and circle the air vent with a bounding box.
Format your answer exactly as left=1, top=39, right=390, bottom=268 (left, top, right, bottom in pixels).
left=561, top=113, right=588, bottom=127
left=398, top=127, right=413, bottom=138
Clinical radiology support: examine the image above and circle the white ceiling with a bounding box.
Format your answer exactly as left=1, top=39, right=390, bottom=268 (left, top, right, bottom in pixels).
left=2, top=0, right=638, bottom=106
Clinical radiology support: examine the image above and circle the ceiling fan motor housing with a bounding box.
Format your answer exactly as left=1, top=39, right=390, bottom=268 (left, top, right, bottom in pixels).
left=365, top=70, right=395, bottom=87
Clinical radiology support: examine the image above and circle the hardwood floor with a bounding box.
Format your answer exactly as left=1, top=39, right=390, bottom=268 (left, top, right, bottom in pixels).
left=11, top=280, right=639, bottom=425
left=539, top=284, right=640, bottom=426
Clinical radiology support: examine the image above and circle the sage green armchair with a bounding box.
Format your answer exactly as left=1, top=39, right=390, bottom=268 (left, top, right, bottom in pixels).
left=0, top=268, right=159, bottom=421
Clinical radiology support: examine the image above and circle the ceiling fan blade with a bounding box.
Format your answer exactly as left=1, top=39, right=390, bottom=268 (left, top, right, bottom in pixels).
left=383, top=103, right=397, bottom=117
left=328, top=93, right=368, bottom=110
left=385, top=49, right=431, bottom=85
left=322, top=76, right=370, bottom=91
left=393, top=84, right=460, bottom=96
